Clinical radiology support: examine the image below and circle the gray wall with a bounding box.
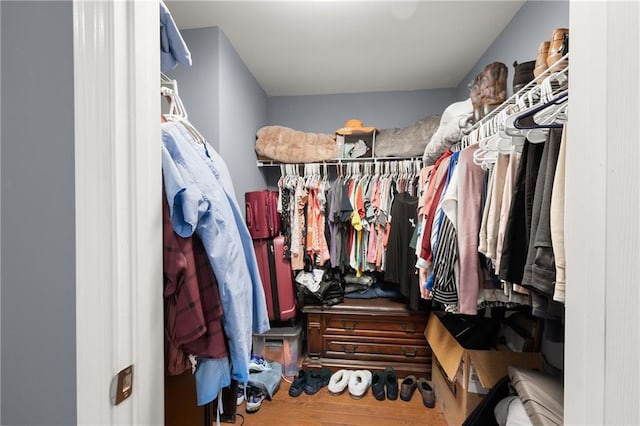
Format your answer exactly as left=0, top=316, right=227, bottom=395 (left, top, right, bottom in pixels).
left=167, top=27, right=221, bottom=152
left=168, top=27, right=268, bottom=204
left=218, top=30, right=268, bottom=202
left=268, top=88, right=456, bottom=134
left=1, top=2, right=77, bottom=425
left=453, top=0, right=570, bottom=100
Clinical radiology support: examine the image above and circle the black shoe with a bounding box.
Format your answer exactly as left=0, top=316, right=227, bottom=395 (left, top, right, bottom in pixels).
left=384, top=366, right=398, bottom=400
left=371, top=370, right=386, bottom=401
left=289, top=369, right=308, bottom=397
left=303, top=368, right=332, bottom=395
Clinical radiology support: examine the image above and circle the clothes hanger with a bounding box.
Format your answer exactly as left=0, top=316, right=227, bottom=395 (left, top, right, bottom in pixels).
left=502, top=87, right=542, bottom=136
left=514, top=90, right=568, bottom=130
left=161, top=74, right=207, bottom=145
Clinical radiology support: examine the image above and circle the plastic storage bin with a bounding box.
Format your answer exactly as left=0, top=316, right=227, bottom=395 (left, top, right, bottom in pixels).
left=252, top=325, right=302, bottom=376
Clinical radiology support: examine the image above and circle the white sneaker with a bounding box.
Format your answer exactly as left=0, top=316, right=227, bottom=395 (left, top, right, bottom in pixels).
left=245, top=387, right=266, bottom=414
left=248, top=355, right=272, bottom=373
left=236, top=385, right=245, bottom=406
left=348, top=370, right=372, bottom=399
left=328, top=370, right=352, bottom=395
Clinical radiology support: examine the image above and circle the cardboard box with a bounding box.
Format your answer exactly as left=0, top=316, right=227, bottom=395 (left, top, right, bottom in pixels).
left=336, top=131, right=375, bottom=159
left=253, top=325, right=302, bottom=376
left=424, top=312, right=543, bottom=426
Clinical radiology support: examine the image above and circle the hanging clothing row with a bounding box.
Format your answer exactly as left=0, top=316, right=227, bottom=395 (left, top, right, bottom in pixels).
left=161, top=75, right=270, bottom=408
left=276, top=159, right=423, bottom=278
left=416, top=60, right=569, bottom=320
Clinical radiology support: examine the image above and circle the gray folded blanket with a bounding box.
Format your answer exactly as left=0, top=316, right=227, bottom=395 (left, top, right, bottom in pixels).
left=375, top=115, right=440, bottom=158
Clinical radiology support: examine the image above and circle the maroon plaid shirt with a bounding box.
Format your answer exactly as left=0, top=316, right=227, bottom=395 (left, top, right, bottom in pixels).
left=163, top=191, right=228, bottom=375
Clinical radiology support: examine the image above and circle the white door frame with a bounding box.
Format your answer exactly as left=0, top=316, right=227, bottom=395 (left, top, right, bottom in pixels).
left=73, top=1, right=163, bottom=424
left=565, top=2, right=640, bottom=424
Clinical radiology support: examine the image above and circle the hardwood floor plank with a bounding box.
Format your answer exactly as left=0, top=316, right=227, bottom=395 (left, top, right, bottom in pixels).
left=235, top=379, right=447, bottom=426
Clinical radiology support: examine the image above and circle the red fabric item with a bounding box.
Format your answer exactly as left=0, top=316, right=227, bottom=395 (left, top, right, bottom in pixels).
left=420, top=150, right=453, bottom=263
left=163, top=189, right=228, bottom=376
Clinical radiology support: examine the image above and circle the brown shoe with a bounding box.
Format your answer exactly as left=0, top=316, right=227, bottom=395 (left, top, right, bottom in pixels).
left=469, top=62, right=507, bottom=123
left=533, top=41, right=551, bottom=80
left=546, top=28, right=569, bottom=72
left=479, top=62, right=508, bottom=116
left=399, top=375, right=418, bottom=401
left=417, top=377, right=435, bottom=408
left=469, top=75, right=483, bottom=124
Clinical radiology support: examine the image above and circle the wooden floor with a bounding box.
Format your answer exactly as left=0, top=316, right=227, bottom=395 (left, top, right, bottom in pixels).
left=236, top=377, right=447, bottom=426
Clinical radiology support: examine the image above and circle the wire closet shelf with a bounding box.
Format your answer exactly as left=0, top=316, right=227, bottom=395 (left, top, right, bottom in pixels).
left=458, top=53, right=569, bottom=150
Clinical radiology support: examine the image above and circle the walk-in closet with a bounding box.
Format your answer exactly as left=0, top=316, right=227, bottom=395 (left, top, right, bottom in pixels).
left=1, top=1, right=638, bottom=426
left=154, top=1, right=638, bottom=425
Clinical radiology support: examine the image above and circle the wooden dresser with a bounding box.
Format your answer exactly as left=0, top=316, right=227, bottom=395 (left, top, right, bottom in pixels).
left=302, top=298, right=432, bottom=379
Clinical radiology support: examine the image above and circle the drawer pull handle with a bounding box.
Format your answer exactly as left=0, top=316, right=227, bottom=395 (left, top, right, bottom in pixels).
left=341, top=320, right=358, bottom=331
left=402, top=347, right=418, bottom=357
left=401, top=323, right=417, bottom=334
left=342, top=344, right=358, bottom=354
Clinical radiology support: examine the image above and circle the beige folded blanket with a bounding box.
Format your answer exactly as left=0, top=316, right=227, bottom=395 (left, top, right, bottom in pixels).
left=256, top=125, right=337, bottom=163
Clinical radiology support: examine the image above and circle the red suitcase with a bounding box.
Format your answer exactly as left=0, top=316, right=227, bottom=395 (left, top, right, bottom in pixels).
left=245, top=190, right=281, bottom=240
left=253, top=235, right=296, bottom=322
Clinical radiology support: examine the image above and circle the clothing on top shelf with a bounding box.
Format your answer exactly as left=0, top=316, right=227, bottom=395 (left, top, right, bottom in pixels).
left=162, top=120, right=270, bottom=385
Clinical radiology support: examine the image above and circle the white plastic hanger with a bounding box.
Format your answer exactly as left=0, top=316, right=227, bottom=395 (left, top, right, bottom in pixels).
left=161, top=74, right=206, bottom=144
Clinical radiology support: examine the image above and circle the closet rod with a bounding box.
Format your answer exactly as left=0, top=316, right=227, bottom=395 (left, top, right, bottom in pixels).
left=257, top=156, right=423, bottom=168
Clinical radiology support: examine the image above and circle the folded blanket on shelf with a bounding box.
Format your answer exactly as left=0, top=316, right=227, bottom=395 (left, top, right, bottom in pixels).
left=375, top=115, right=441, bottom=158
left=256, top=125, right=337, bottom=163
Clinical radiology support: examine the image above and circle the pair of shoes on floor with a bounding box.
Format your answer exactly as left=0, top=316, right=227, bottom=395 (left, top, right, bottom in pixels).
left=399, top=375, right=435, bottom=407
left=327, top=369, right=372, bottom=399
left=288, top=368, right=332, bottom=397
left=248, top=354, right=272, bottom=373
left=399, top=376, right=434, bottom=408
left=245, top=386, right=266, bottom=413
left=371, top=366, right=398, bottom=401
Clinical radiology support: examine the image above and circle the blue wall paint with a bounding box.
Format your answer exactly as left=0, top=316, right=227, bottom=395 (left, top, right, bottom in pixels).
left=1, top=2, right=77, bottom=425
left=268, top=88, right=456, bottom=134
left=167, top=27, right=221, bottom=152
left=218, top=30, right=268, bottom=203
left=453, top=0, right=569, bottom=100
left=168, top=27, right=268, bottom=203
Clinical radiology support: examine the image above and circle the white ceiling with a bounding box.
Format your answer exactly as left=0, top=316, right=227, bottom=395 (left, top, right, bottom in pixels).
left=165, top=1, right=525, bottom=96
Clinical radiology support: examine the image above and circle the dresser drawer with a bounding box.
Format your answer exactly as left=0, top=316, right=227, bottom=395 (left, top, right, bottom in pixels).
left=325, top=316, right=427, bottom=338
left=323, top=336, right=431, bottom=363
left=302, top=299, right=432, bottom=379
